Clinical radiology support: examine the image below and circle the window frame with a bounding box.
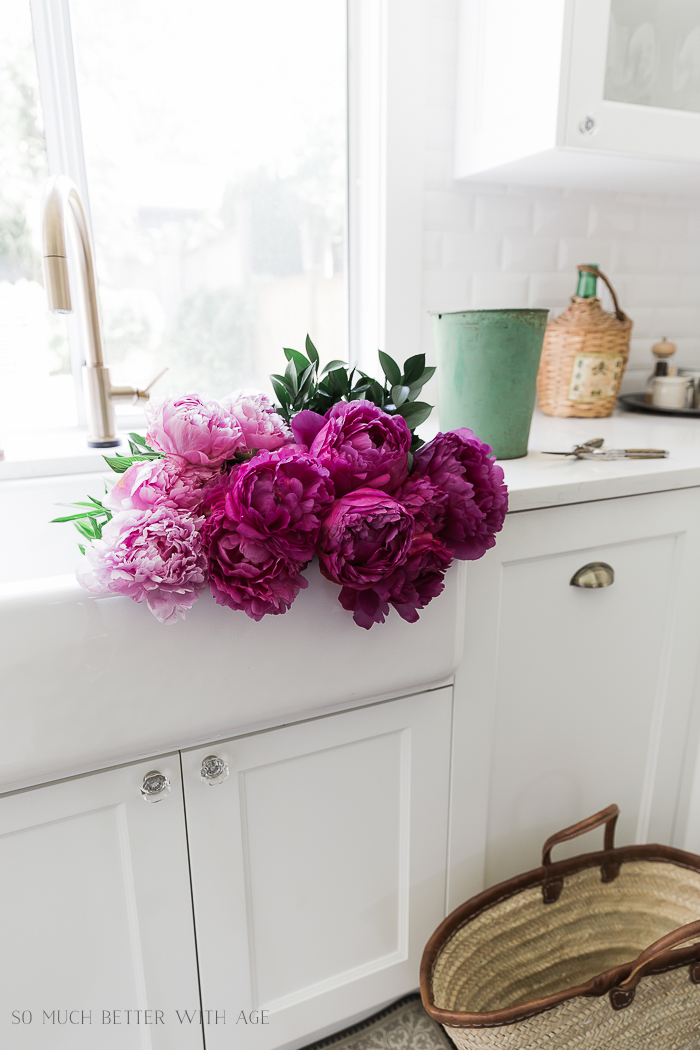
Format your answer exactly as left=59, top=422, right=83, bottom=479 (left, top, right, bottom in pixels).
left=19, top=0, right=425, bottom=457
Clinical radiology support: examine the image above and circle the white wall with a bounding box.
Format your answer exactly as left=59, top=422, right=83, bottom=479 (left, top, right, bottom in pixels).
left=420, top=0, right=700, bottom=393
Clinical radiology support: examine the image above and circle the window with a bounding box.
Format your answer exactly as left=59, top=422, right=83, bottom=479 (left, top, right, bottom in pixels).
left=2, top=0, right=348, bottom=432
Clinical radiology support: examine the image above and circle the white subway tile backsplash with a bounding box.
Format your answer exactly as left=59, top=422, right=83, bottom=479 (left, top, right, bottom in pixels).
left=559, top=238, right=613, bottom=272
left=610, top=240, right=664, bottom=274
left=472, top=273, right=530, bottom=309
left=661, top=242, right=700, bottom=274
left=444, top=232, right=502, bottom=270
left=503, top=236, right=558, bottom=272
left=638, top=208, right=697, bottom=241
left=588, top=203, right=638, bottom=236
left=423, top=232, right=443, bottom=269
left=423, top=270, right=472, bottom=311
left=424, top=189, right=474, bottom=231
left=529, top=273, right=574, bottom=309
left=533, top=200, right=589, bottom=237
left=475, top=196, right=532, bottom=234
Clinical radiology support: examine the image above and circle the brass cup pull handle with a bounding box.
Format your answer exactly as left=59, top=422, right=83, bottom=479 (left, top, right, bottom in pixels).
left=570, top=562, right=614, bottom=588
left=141, top=770, right=171, bottom=803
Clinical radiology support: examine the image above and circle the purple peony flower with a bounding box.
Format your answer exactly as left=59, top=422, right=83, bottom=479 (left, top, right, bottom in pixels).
left=145, top=394, right=244, bottom=466
left=76, top=507, right=207, bottom=624
left=228, top=446, right=334, bottom=565
left=291, top=409, right=327, bottom=448
left=310, top=400, right=411, bottom=496
left=411, top=428, right=508, bottom=560
left=202, top=486, right=306, bottom=620
left=223, top=390, right=293, bottom=451
left=317, top=488, right=414, bottom=588
left=395, top=473, right=449, bottom=535
left=338, top=534, right=452, bottom=629
left=104, top=458, right=215, bottom=515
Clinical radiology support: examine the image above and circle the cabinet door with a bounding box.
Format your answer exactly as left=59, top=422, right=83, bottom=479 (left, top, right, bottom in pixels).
left=0, top=756, right=202, bottom=1050
left=448, top=488, right=700, bottom=908
left=565, top=0, right=700, bottom=163
left=182, top=688, right=452, bottom=1050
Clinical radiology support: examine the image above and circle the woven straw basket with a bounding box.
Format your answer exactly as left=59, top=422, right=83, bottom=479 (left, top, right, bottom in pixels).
left=537, top=266, right=633, bottom=418
left=421, top=805, right=700, bottom=1050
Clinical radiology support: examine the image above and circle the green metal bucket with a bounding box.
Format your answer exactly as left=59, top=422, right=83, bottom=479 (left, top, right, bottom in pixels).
left=431, top=308, right=548, bottom=460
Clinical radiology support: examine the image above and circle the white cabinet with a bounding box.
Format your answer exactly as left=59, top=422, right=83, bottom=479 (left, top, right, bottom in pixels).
left=182, top=688, right=453, bottom=1050
left=456, top=0, right=700, bottom=192
left=0, top=755, right=202, bottom=1050
left=448, top=487, right=700, bottom=910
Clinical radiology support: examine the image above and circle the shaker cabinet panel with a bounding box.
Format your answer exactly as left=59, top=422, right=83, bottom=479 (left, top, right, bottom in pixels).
left=182, top=688, right=453, bottom=1050
left=449, top=488, right=700, bottom=908
left=0, top=757, right=202, bottom=1050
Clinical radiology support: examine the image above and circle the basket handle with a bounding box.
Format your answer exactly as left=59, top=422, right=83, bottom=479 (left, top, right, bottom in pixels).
left=609, top=919, right=700, bottom=1010
left=541, top=804, right=620, bottom=903
left=578, top=265, right=628, bottom=322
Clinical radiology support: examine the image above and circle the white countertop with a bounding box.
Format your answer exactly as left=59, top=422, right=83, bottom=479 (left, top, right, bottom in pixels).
left=504, top=405, right=700, bottom=512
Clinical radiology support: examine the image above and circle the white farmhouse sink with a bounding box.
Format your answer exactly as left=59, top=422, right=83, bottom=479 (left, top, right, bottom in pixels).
left=0, top=471, right=466, bottom=793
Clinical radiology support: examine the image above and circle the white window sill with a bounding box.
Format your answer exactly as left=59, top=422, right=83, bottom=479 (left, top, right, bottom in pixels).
left=0, top=427, right=129, bottom=481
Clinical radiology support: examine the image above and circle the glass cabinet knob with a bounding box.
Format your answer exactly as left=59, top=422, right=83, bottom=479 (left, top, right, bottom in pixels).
left=141, top=770, right=171, bottom=802
left=579, top=114, right=597, bottom=135
left=200, top=755, right=229, bottom=785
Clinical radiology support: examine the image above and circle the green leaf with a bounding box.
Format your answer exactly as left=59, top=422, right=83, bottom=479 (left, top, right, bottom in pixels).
left=305, top=335, right=319, bottom=364
left=296, top=363, right=317, bottom=402
left=285, top=358, right=299, bottom=395
left=378, top=350, right=401, bottom=387
left=396, top=400, right=432, bottom=429
left=283, top=347, right=311, bottom=373
left=78, top=544, right=86, bottom=556
left=402, top=354, right=426, bottom=384
left=365, top=378, right=386, bottom=406
left=326, top=366, right=348, bottom=398
left=104, top=455, right=132, bottom=473
left=406, top=366, right=436, bottom=402
left=321, top=359, right=348, bottom=375
left=391, top=384, right=410, bottom=408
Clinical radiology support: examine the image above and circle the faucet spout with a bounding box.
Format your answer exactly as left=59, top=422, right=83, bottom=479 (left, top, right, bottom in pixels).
left=41, top=174, right=151, bottom=448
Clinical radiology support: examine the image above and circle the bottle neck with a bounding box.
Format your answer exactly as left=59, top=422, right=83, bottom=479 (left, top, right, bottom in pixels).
left=576, top=266, right=599, bottom=298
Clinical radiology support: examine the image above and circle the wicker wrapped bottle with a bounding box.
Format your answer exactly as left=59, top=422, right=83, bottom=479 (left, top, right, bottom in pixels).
left=537, top=265, right=632, bottom=418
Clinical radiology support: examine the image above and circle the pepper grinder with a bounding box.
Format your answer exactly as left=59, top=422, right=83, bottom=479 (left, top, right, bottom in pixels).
left=644, top=337, right=677, bottom=403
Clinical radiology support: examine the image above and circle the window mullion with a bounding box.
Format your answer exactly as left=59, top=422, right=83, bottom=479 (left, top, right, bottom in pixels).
left=29, top=0, right=94, bottom=426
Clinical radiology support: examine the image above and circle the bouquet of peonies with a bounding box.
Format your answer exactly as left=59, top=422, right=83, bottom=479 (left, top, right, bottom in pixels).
left=55, top=342, right=508, bottom=628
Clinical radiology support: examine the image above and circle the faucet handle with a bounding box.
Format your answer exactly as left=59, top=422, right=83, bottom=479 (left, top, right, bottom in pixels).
left=110, top=368, right=168, bottom=406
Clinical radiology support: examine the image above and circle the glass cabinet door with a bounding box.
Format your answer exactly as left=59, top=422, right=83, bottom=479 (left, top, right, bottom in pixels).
left=605, top=0, right=700, bottom=114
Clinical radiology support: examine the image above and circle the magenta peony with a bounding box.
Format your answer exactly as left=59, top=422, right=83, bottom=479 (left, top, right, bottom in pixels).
left=202, top=486, right=307, bottom=620
left=76, top=507, right=207, bottom=624
left=290, top=409, right=327, bottom=448
left=223, top=390, right=293, bottom=451
left=317, top=488, right=414, bottom=588
left=338, top=534, right=452, bottom=629
left=104, top=458, right=214, bottom=514
left=228, top=446, right=334, bottom=565
left=395, top=473, right=449, bottom=535
left=145, top=394, right=244, bottom=466
left=411, top=428, right=508, bottom=560
left=310, top=400, right=411, bottom=496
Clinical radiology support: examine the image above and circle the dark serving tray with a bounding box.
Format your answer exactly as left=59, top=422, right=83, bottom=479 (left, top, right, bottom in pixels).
left=618, top=392, right=700, bottom=419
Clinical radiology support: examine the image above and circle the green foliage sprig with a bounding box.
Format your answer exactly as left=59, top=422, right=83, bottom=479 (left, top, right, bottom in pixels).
left=270, top=336, right=435, bottom=451
left=51, top=433, right=161, bottom=551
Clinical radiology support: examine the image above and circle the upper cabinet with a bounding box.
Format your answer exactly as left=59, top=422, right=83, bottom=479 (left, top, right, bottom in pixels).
left=455, top=0, right=700, bottom=193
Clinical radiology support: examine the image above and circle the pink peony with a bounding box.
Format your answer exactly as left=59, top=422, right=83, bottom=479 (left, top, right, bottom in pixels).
left=76, top=507, right=207, bottom=624
left=145, top=394, right=244, bottom=466
left=104, top=458, right=215, bottom=514
left=338, top=534, right=452, bottom=629
left=411, top=429, right=508, bottom=560
left=310, top=400, right=411, bottom=496
left=228, top=446, right=334, bottom=565
left=223, top=390, right=293, bottom=451
left=317, top=488, right=414, bottom=588
left=202, top=486, right=307, bottom=620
